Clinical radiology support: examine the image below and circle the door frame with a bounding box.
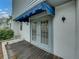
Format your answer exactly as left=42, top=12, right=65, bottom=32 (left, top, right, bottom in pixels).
left=30, top=12, right=54, bottom=52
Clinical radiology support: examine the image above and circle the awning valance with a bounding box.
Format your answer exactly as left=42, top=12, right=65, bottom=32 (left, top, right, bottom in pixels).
left=15, top=2, right=55, bottom=22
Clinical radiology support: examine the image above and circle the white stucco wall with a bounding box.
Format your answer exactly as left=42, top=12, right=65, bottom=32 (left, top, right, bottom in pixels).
left=21, top=22, right=30, bottom=42
left=53, top=1, right=76, bottom=59
left=76, top=0, right=79, bottom=59
left=11, top=21, right=20, bottom=35
left=12, top=0, right=78, bottom=59
left=12, top=0, right=44, bottom=19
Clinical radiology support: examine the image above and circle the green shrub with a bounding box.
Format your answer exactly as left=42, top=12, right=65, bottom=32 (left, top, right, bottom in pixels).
left=0, top=29, right=14, bottom=40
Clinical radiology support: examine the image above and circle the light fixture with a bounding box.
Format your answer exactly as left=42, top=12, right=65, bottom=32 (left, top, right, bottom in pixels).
left=62, top=16, right=66, bottom=23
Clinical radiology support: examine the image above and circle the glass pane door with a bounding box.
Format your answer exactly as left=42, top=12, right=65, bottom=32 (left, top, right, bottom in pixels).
left=41, top=20, right=48, bottom=45
left=30, top=15, right=53, bottom=52
left=38, top=20, right=49, bottom=50
left=31, top=21, right=40, bottom=46
left=31, top=22, right=37, bottom=41
left=31, top=20, right=49, bottom=50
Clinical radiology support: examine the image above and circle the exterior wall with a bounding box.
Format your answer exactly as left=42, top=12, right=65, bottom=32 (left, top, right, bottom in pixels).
left=12, top=0, right=44, bottom=19
left=11, top=21, right=20, bottom=35
left=12, top=0, right=44, bottom=40
left=0, top=19, right=10, bottom=29
left=21, top=22, right=30, bottom=42
left=12, top=0, right=77, bottom=59
left=53, top=1, right=76, bottom=59
left=76, top=0, right=79, bottom=59
left=11, top=21, right=30, bottom=42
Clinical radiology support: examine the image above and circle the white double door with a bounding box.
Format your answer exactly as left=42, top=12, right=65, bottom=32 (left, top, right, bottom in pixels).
left=31, top=20, right=49, bottom=51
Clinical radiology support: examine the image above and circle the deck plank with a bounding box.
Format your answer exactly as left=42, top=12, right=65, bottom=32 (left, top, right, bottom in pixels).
left=6, top=40, right=63, bottom=59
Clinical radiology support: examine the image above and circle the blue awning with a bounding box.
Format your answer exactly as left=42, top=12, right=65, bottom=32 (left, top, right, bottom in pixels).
left=15, top=2, right=55, bottom=22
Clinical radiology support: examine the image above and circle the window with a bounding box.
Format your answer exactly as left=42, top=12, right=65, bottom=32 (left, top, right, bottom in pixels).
left=20, top=22, right=22, bottom=31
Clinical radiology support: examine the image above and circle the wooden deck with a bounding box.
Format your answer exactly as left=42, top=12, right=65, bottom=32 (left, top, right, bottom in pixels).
left=6, top=40, right=63, bottom=59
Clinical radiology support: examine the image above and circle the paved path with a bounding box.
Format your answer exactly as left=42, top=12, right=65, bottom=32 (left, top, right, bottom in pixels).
left=0, top=43, right=3, bottom=59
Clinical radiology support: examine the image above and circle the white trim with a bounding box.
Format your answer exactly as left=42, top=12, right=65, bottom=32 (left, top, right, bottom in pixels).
left=48, top=17, right=54, bottom=53
left=2, top=42, right=8, bottom=59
